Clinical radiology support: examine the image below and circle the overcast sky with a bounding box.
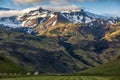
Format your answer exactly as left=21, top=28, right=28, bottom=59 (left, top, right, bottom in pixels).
left=0, top=0, right=120, bottom=16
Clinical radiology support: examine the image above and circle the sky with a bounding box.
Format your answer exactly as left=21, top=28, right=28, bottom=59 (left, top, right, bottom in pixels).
left=0, top=0, right=120, bottom=16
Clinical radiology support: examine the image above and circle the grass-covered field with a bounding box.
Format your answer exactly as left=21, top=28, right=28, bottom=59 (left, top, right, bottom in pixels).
left=79, top=56, right=120, bottom=76
left=0, top=76, right=120, bottom=80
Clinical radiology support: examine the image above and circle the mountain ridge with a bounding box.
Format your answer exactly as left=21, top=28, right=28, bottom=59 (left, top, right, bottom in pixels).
left=17, top=7, right=120, bottom=36
left=0, top=7, right=11, bottom=11
left=0, top=6, right=120, bottom=74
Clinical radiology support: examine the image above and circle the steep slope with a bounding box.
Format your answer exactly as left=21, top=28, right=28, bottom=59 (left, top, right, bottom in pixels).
left=79, top=56, right=120, bottom=76
left=103, top=22, right=120, bottom=41
left=104, top=29, right=120, bottom=41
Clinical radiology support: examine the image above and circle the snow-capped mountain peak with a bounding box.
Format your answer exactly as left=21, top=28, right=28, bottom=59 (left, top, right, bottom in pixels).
left=0, top=6, right=120, bottom=34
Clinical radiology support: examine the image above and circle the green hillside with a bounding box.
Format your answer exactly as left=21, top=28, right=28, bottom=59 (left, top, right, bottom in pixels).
left=80, top=56, right=120, bottom=76
left=0, top=54, right=26, bottom=74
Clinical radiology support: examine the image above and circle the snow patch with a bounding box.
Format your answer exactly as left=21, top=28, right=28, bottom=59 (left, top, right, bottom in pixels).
left=27, top=28, right=34, bottom=34
left=108, top=20, right=114, bottom=24
left=0, top=18, right=21, bottom=28
left=85, top=16, right=92, bottom=23
left=101, top=21, right=104, bottom=24
left=52, top=21, right=57, bottom=26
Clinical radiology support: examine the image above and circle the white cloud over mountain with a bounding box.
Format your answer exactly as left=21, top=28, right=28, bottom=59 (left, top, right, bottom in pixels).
left=13, top=0, right=40, bottom=4
left=0, top=10, right=22, bottom=18
left=13, top=0, right=98, bottom=5
left=41, top=5, right=79, bottom=11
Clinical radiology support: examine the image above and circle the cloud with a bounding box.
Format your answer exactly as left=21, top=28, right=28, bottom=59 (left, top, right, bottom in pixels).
left=0, top=10, right=22, bottom=18
left=0, top=4, right=81, bottom=18
left=77, top=0, right=84, bottom=2
left=13, top=0, right=71, bottom=5
left=13, top=0, right=40, bottom=4
left=49, top=0, right=70, bottom=5
left=41, top=5, right=79, bottom=11
left=13, top=0, right=120, bottom=5
left=13, top=0, right=98, bottom=5
left=19, top=5, right=80, bottom=13
left=109, top=11, right=120, bottom=17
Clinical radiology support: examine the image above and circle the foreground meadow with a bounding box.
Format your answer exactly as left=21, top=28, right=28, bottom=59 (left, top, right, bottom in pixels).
left=0, top=76, right=120, bottom=80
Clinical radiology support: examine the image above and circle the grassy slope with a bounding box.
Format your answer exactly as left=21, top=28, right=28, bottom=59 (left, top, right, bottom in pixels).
left=0, top=55, right=26, bottom=73
left=80, top=57, right=120, bottom=75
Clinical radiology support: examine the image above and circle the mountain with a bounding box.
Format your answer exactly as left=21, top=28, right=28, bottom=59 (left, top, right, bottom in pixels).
left=17, top=7, right=120, bottom=37
left=0, top=16, right=21, bottom=28
left=0, top=7, right=120, bottom=74
left=0, top=7, right=21, bottom=28
left=1, top=7, right=120, bottom=34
